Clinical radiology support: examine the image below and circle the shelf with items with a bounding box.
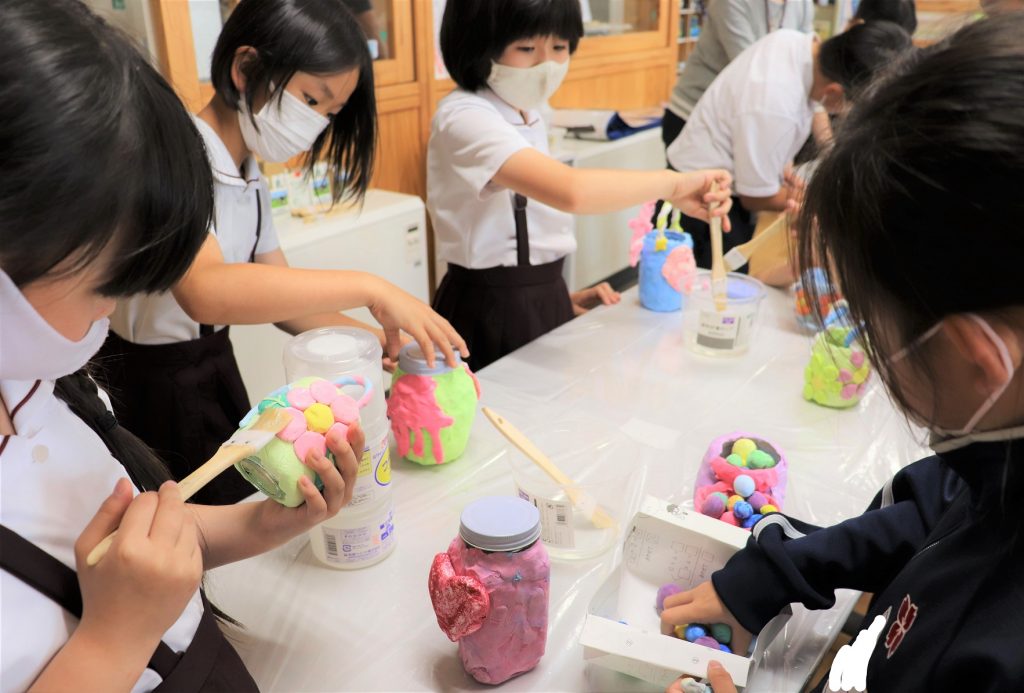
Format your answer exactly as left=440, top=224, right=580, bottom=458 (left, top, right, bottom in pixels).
left=677, top=0, right=703, bottom=66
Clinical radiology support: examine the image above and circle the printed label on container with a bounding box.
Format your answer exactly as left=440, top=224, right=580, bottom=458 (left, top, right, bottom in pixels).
left=351, top=434, right=391, bottom=507
left=517, top=487, right=575, bottom=549
left=696, top=310, right=753, bottom=351
left=321, top=508, right=395, bottom=565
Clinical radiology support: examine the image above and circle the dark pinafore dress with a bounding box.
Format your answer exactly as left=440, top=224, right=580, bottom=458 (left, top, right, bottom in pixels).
left=432, top=192, right=574, bottom=372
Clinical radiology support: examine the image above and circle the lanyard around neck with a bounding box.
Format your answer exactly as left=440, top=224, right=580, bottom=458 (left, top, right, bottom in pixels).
left=764, top=0, right=787, bottom=32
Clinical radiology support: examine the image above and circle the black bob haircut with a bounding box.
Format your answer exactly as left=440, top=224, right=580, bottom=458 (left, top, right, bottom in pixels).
left=797, top=13, right=1024, bottom=420
left=818, top=20, right=913, bottom=101
left=210, top=0, right=377, bottom=203
left=0, top=0, right=213, bottom=296
left=441, top=0, right=584, bottom=92
left=855, top=0, right=917, bottom=34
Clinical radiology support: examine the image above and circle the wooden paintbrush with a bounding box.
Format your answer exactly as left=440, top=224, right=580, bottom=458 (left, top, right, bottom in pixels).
left=723, top=213, right=788, bottom=272
left=709, top=181, right=727, bottom=311
left=86, top=407, right=292, bottom=567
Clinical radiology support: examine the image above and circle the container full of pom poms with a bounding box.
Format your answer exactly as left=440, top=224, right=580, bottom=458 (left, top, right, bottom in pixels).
left=795, top=267, right=844, bottom=333
left=630, top=201, right=698, bottom=312
left=693, top=433, right=787, bottom=530
left=803, top=323, right=871, bottom=409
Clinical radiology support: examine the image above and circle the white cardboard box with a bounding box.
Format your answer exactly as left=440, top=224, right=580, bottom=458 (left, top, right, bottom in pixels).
left=580, top=496, right=791, bottom=688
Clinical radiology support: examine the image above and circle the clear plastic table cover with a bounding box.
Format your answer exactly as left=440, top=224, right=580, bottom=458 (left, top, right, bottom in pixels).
left=206, top=286, right=928, bottom=692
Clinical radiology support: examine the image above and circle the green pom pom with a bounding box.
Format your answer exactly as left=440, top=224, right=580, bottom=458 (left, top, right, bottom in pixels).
left=726, top=453, right=746, bottom=467
left=747, top=449, right=776, bottom=469
left=709, top=623, right=732, bottom=645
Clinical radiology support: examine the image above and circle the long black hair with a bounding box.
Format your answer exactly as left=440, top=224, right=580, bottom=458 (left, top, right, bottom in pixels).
left=818, top=20, right=913, bottom=101
left=211, top=0, right=377, bottom=203
left=1, top=0, right=214, bottom=490
left=797, top=14, right=1024, bottom=419
left=441, top=0, right=584, bottom=92
left=854, top=0, right=918, bottom=34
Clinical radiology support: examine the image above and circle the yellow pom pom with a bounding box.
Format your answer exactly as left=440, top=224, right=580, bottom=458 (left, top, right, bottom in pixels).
left=726, top=494, right=743, bottom=510
left=303, top=403, right=334, bottom=434
left=673, top=624, right=688, bottom=639
left=732, top=438, right=757, bottom=462
left=654, top=235, right=668, bottom=251
left=760, top=504, right=778, bottom=514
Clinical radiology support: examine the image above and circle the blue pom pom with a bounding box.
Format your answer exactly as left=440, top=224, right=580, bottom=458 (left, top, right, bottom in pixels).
left=733, top=501, right=753, bottom=520
left=684, top=625, right=707, bottom=642
left=742, top=513, right=763, bottom=528
left=733, top=474, right=756, bottom=498
left=718, top=642, right=732, bottom=653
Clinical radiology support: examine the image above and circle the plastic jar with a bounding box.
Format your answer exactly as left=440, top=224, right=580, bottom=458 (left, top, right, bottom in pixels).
left=309, top=491, right=396, bottom=570
left=682, top=271, right=767, bottom=357
left=428, top=496, right=550, bottom=685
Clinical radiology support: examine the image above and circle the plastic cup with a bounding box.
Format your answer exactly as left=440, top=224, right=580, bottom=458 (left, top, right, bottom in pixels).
left=505, top=420, right=639, bottom=560
left=682, top=271, right=767, bottom=357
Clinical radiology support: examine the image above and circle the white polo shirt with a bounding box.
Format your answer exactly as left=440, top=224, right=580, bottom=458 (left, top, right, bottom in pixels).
left=667, top=30, right=815, bottom=198
left=111, top=117, right=280, bottom=344
left=0, top=378, right=204, bottom=692
left=427, top=88, right=576, bottom=270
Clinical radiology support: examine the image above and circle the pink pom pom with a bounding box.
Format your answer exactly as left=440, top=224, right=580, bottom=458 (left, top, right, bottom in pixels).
left=276, top=407, right=308, bottom=442
left=310, top=379, right=340, bottom=404
left=286, top=387, right=315, bottom=410
left=662, top=245, right=697, bottom=293
left=293, top=431, right=326, bottom=462
left=719, top=511, right=739, bottom=526
left=330, top=396, right=360, bottom=424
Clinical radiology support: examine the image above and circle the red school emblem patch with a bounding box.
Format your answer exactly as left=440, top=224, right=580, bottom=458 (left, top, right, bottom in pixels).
left=884, top=595, right=918, bottom=659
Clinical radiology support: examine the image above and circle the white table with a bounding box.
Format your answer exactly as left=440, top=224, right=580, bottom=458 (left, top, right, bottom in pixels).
left=207, top=286, right=926, bottom=692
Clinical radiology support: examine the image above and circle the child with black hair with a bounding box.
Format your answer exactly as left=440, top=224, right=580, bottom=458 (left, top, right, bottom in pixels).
left=850, top=0, right=918, bottom=33
left=664, top=14, right=1024, bottom=692
left=666, top=21, right=913, bottom=271
left=429, top=0, right=734, bottom=371
left=0, top=1, right=364, bottom=689
left=100, top=0, right=466, bottom=505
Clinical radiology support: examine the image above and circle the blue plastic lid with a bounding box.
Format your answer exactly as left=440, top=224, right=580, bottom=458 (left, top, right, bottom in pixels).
left=459, top=496, right=541, bottom=552
left=397, top=343, right=460, bottom=376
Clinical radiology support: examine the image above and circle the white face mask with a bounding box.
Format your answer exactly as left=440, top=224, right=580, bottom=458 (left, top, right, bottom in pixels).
left=487, top=59, right=569, bottom=112
left=0, top=269, right=109, bottom=382
left=892, top=313, right=1016, bottom=437
left=237, top=88, right=330, bottom=163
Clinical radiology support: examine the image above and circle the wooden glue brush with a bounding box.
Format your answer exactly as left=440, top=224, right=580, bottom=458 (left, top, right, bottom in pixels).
left=723, top=213, right=788, bottom=272
left=709, top=181, right=727, bottom=312
left=86, top=407, right=292, bottom=567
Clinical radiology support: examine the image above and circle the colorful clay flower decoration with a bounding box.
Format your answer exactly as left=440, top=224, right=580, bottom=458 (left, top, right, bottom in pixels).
left=803, top=350, right=844, bottom=402
left=629, top=200, right=656, bottom=267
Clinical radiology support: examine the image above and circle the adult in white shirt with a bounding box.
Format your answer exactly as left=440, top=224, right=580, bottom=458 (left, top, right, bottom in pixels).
left=664, top=0, right=815, bottom=151
left=665, top=22, right=912, bottom=270
left=429, top=0, right=734, bottom=371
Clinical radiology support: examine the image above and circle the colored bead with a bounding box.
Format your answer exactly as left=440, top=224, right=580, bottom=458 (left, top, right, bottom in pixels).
left=710, top=623, right=732, bottom=644
left=760, top=504, right=778, bottom=514
left=742, top=513, right=763, bottom=528
left=303, top=403, right=334, bottom=434
left=286, top=387, right=315, bottom=410
left=694, top=635, right=720, bottom=650
left=726, top=453, right=747, bottom=467
left=657, top=583, right=683, bottom=611
left=684, top=625, right=707, bottom=642
left=310, top=379, right=339, bottom=403
left=747, top=449, right=776, bottom=469
left=330, top=395, right=360, bottom=424
left=747, top=491, right=768, bottom=513
left=733, top=501, right=753, bottom=520
left=276, top=407, right=307, bottom=442
left=726, top=494, right=743, bottom=510
left=733, top=474, right=756, bottom=498
left=701, top=495, right=726, bottom=519
left=731, top=438, right=757, bottom=462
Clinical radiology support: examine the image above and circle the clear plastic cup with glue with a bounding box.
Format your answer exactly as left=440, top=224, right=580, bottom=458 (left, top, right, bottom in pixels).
left=505, top=420, right=639, bottom=560
left=682, top=271, right=767, bottom=357
left=284, top=327, right=395, bottom=569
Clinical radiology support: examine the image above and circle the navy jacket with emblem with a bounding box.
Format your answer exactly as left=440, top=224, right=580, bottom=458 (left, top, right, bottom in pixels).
left=713, top=436, right=1024, bottom=691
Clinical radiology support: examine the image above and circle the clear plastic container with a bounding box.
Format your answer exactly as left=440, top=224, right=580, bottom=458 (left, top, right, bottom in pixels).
left=505, top=420, right=640, bottom=560
left=682, top=271, right=767, bottom=357
left=309, top=490, right=396, bottom=570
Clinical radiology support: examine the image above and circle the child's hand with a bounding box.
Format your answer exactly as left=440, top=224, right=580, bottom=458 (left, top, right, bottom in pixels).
left=660, top=581, right=753, bottom=656
left=253, top=423, right=365, bottom=539
left=74, top=479, right=203, bottom=656
left=570, top=282, right=621, bottom=316
left=666, top=662, right=737, bottom=693
left=367, top=280, right=468, bottom=369
left=669, top=170, right=733, bottom=232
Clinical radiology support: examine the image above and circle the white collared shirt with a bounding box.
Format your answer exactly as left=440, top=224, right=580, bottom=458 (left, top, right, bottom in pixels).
left=0, top=378, right=204, bottom=692
left=110, top=116, right=280, bottom=344
left=427, top=88, right=576, bottom=270
left=667, top=30, right=816, bottom=198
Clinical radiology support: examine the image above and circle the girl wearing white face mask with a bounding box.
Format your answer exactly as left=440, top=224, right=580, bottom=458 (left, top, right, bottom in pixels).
left=429, top=0, right=734, bottom=371
left=100, top=0, right=467, bottom=505
left=661, top=16, right=1024, bottom=692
